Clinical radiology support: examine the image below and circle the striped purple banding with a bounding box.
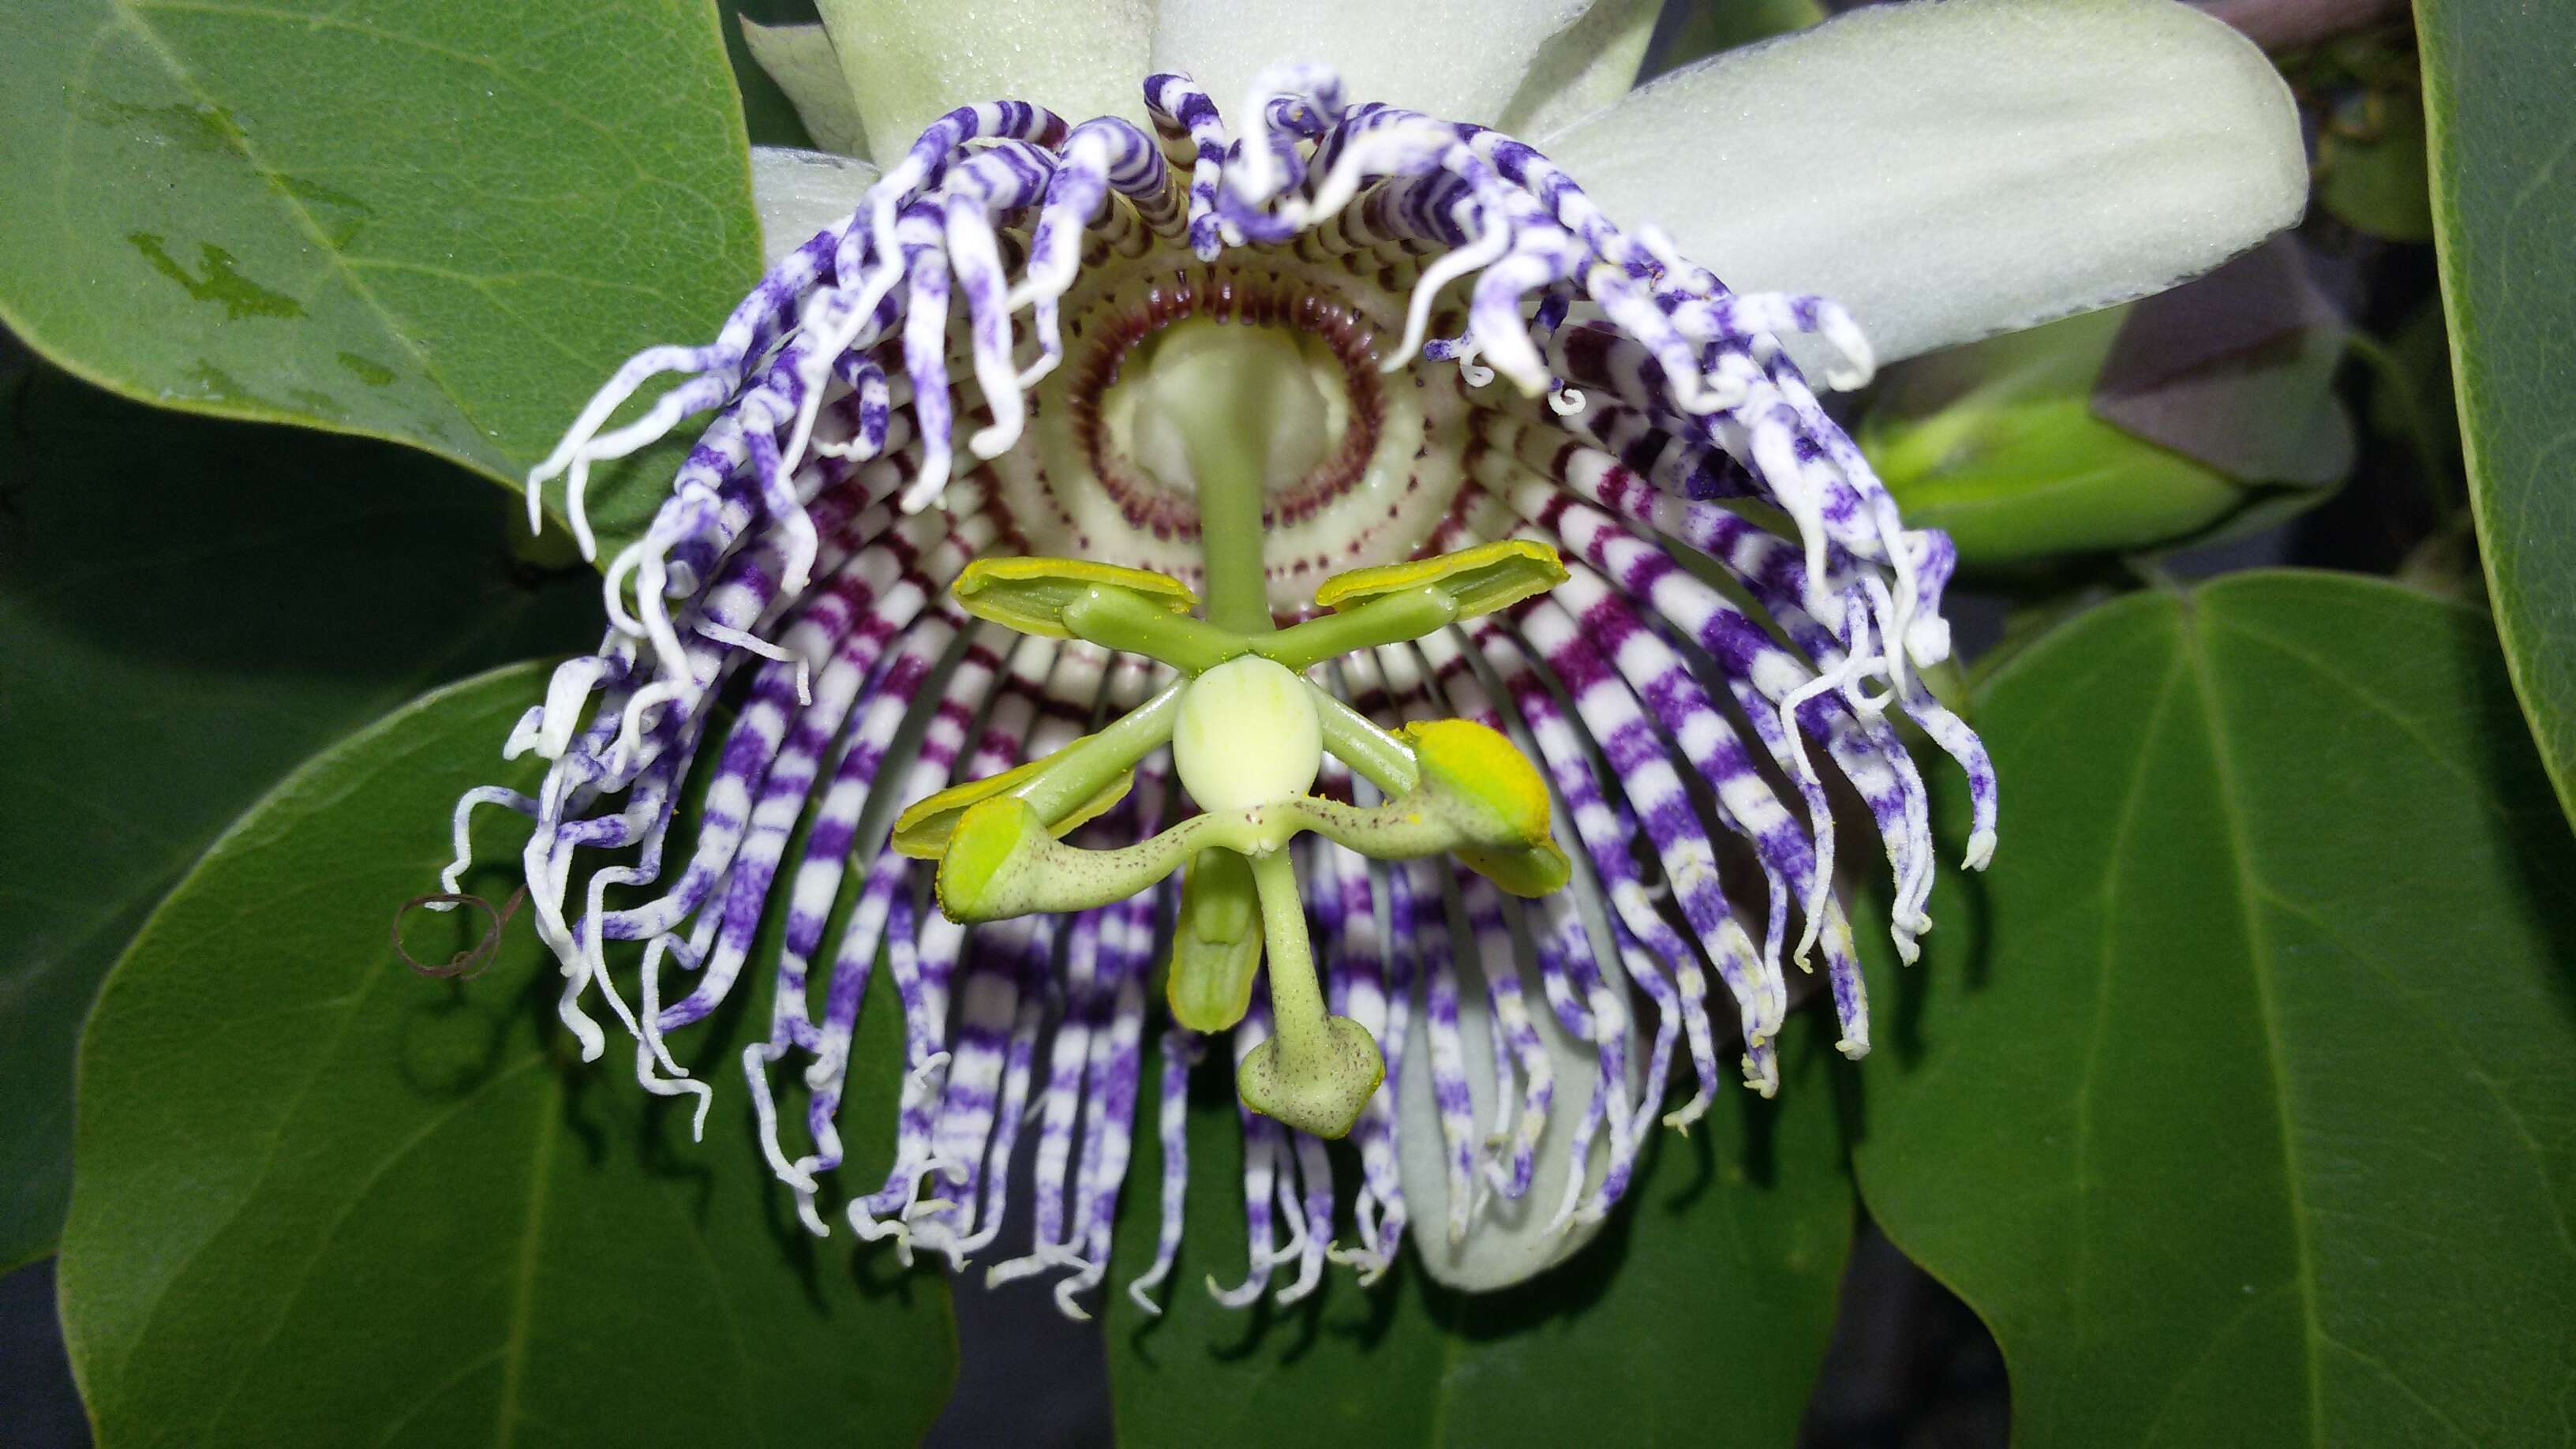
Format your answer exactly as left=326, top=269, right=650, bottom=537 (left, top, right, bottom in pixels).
left=1410, top=631, right=1645, bottom=1222
left=439, top=64, right=1994, bottom=1320
left=1339, top=649, right=1483, bottom=1241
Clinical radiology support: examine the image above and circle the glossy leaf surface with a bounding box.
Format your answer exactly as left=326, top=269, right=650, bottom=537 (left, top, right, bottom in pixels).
left=0, top=0, right=761, bottom=556
left=1106, top=1018, right=1854, bottom=1446
left=57, top=665, right=953, bottom=1446
left=2421, top=0, right=2576, bottom=832
left=1855, top=573, right=2576, bottom=1447
left=0, top=360, right=595, bottom=1271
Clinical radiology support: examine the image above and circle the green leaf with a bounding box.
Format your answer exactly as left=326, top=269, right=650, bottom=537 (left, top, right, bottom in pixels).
left=1853, top=572, right=2576, bottom=1447
left=0, top=359, right=598, bottom=1272
left=2421, top=0, right=2576, bottom=834
left=0, top=0, right=762, bottom=559
left=57, top=663, right=953, bottom=1446
left=1106, top=1018, right=1852, bottom=1446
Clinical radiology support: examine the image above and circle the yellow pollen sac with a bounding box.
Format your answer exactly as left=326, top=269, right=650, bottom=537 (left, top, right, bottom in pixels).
left=1172, top=656, right=1321, bottom=813
left=1312, top=538, right=1567, bottom=620
left=1406, top=717, right=1570, bottom=897
left=949, top=556, right=1196, bottom=638
left=888, top=753, right=1133, bottom=860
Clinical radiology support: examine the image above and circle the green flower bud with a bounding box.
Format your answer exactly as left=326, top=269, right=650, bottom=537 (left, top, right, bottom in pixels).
left=1861, top=279, right=2353, bottom=565
left=1860, top=308, right=2244, bottom=564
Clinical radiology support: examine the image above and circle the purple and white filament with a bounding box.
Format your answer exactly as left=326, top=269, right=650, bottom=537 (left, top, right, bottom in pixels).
left=437, top=66, right=1998, bottom=1316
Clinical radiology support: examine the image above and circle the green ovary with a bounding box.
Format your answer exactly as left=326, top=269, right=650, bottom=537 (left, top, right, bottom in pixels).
left=1172, top=656, right=1321, bottom=811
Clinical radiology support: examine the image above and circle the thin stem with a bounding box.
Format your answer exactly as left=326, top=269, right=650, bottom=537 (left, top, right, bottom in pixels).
left=1065, top=582, right=1462, bottom=694
left=1248, top=848, right=1327, bottom=1049
left=1016, top=679, right=1187, bottom=822
left=1195, top=421, right=1273, bottom=635
left=1313, top=694, right=1418, bottom=794
left=1257, top=586, right=1458, bottom=672
left=1061, top=588, right=1243, bottom=671
left=1135, top=320, right=1297, bottom=635
left=1237, top=841, right=1383, bottom=1137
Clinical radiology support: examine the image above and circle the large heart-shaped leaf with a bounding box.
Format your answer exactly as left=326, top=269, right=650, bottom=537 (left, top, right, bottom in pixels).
left=57, top=664, right=953, bottom=1446
left=2420, top=0, right=2576, bottom=833
left=1106, top=1018, right=1852, bottom=1445
left=0, top=0, right=760, bottom=556
left=1853, top=572, right=2576, bottom=1447
left=0, top=358, right=597, bottom=1272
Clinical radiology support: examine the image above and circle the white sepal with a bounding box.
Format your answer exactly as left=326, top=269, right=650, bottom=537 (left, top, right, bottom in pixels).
left=1541, top=0, right=2307, bottom=373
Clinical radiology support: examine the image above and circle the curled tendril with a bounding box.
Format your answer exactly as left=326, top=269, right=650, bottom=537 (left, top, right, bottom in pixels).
left=393, top=886, right=527, bottom=981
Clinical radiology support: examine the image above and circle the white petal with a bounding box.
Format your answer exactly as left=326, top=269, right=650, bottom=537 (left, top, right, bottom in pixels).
left=814, top=0, right=1152, bottom=161
left=1397, top=912, right=1621, bottom=1291
left=1539, top=0, right=2308, bottom=371
left=739, top=19, right=872, bottom=160
left=1494, top=0, right=1659, bottom=138
left=751, top=146, right=882, bottom=270
left=1153, top=0, right=1593, bottom=130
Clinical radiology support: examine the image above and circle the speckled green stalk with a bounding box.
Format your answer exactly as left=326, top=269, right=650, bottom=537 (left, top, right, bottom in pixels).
left=1235, top=848, right=1383, bottom=1138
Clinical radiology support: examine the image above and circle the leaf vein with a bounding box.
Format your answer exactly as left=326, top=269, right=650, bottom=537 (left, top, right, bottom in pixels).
left=2185, top=608, right=2327, bottom=1449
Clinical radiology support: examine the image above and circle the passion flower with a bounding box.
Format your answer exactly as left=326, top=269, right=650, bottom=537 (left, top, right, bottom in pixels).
left=432, top=0, right=2305, bottom=1313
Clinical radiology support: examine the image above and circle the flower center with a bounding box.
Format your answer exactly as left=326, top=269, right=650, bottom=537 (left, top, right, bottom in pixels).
left=1118, top=316, right=1339, bottom=503
left=994, top=242, right=1470, bottom=616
